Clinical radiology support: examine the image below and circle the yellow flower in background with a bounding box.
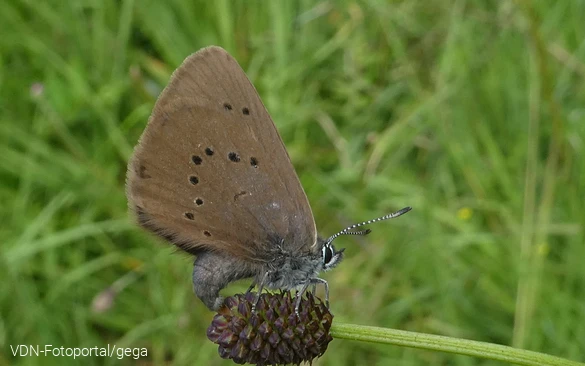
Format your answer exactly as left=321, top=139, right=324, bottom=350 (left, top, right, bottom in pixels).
left=457, top=207, right=473, bottom=221
left=537, top=242, right=550, bottom=257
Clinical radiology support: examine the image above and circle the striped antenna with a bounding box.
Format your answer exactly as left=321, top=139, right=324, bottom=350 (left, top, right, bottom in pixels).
left=325, top=206, right=412, bottom=245
left=340, top=229, right=371, bottom=236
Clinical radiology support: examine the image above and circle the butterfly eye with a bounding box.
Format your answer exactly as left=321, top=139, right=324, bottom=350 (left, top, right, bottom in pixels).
left=322, top=244, right=333, bottom=265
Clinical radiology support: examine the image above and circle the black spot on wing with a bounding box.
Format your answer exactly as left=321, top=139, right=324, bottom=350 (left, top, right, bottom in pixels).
left=135, top=206, right=201, bottom=256
left=191, top=155, right=202, bottom=165
left=228, top=152, right=240, bottom=162
left=234, top=191, right=247, bottom=201
left=250, top=157, right=258, bottom=168
left=138, top=165, right=151, bottom=179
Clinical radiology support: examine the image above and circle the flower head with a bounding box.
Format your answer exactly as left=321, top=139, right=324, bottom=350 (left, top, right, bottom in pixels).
left=207, top=291, right=333, bottom=365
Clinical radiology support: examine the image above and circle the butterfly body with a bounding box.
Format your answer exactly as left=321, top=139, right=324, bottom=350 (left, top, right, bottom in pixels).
left=191, top=239, right=333, bottom=310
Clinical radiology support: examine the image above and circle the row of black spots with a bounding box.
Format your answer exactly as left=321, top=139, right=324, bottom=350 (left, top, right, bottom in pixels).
left=182, top=213, right=211, bottom=237
left=184, top=174, right=203, bottom=225
left=192, top=147, right=257, bottom=168
left=186, top=146, right=212, bottom=236
left=193, top=150, right=257, bottom=167
left=187, top=175, right=204, bottom=204
left=228, top=152, right=259, bottom=168
left=223, top=102, right=250, bottom=115
left=191, top=147, right=215, bottom=167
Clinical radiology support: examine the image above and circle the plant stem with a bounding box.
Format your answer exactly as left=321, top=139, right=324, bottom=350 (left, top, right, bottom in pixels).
left=330, top=323, right=584, bottom=366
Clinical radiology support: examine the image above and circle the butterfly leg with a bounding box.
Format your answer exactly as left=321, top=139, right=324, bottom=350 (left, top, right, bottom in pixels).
left=251, top=271, right=270, bottom=313
left=311, top=278, right=329, bottom=308
left=246, top=281, right=256, bottom=294
left=294, top=281, right=313, bottom=317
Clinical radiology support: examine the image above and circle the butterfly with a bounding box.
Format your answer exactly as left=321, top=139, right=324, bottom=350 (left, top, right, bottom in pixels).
left=126, top=46, right=411, bottom=312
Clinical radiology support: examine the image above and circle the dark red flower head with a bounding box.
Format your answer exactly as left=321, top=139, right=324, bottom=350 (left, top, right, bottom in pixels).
left=207, top=291, right=333, bottom=365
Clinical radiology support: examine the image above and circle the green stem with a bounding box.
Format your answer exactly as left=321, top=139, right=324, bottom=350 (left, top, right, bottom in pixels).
left=330, top=323, right=584, bottom=366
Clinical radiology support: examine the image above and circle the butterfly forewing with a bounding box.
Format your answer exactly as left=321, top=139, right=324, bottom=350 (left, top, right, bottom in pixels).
left=126, top=46, right=317, bottom=262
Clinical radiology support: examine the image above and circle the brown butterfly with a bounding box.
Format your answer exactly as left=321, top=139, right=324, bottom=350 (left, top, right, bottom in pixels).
left=126, top=46, right=411, bottom=312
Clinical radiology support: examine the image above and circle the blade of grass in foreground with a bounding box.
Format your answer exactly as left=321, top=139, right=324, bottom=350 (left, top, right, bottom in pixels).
left=331, top=323, right=585, bottom=366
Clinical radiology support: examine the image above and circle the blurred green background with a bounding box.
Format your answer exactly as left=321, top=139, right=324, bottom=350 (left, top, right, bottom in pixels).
left=1, top=1, right=584, bottom=365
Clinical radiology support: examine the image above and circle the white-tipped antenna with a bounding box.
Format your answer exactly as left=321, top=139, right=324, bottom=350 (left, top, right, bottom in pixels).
left=325, top=206, right=412, bottom=245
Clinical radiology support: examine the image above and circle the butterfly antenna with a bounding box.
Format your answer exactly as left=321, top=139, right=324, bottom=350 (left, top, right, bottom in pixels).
left=325, top=206, right=412, bottom=245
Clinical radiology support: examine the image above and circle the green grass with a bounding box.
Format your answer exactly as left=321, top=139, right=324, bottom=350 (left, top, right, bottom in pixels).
left=1, top=1, right=584, bottom=365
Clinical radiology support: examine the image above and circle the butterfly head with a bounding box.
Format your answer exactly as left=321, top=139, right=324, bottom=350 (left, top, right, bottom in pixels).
left=321, top=241, right=344, bottom=271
